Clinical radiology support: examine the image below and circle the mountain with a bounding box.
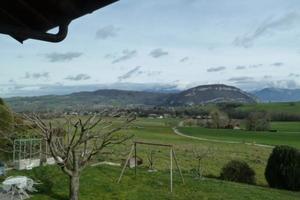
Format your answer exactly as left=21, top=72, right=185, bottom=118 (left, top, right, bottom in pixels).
left=252, top=88, right=300, bottom=102
left=5, top=90, right=171, bottom=112
left=5, top=84, right=257, bottom=112
left=166, top=84, right=257, bottom=106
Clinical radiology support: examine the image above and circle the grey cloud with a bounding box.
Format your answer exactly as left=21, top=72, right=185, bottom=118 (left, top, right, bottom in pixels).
left=264, top=75, right=272, bottom=79
left=65, top=74, right=91, bottom=81
left=45, top=52, right=83, bottom=62
left=271, top=62, right=284, bottom=67
left=112, top=49, right=137, bottom=64
left=149, top=48, right=169, bottom=58
left=249, top=64, right=263, bottom=68
left=207, top=66, right=226, bottom=72
left=117, top=66, right=161, bottom=81
left=146, top=71, right=162, bottom=77
left=289, top=73, right=300, bottom=78
left=233, top=12, right=300, bottom=48
left=118, top=66, right=142, bottom=81
left=232, top=79, right=300, bottom=91
left=96, top=25, right=120, bottom=40
left=235, top=65, right=246, bottom=70
left=228, top=76, right=254, bottom=83
left=24, top=72, right=50, bottom=79
left=180, top=57, right=189, bottom=63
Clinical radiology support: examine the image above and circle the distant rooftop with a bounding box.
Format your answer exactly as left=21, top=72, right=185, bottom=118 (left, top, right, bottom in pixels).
left=0, top=0, right=118, bottom=43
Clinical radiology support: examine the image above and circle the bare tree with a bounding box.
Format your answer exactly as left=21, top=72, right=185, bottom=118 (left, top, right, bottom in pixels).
left=26, top=113, right=135, bottom=200
left=191, top=147, right=213, bottom=180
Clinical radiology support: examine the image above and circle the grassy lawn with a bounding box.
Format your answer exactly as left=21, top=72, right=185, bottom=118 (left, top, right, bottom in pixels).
left=97, top=118, right=272, bottom=186
left=3, top=118, right=300, bottom=199
left=6, top=165, right=300, bottom=200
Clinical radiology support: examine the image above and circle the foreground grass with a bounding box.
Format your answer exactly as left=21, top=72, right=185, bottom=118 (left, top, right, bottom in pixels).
left=5, top=118, right=300, bottom=199
left=7, top=165, right=300, bottom=200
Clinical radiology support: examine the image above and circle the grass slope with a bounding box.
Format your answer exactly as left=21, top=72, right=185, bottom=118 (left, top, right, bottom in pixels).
left=8, top=166, right=300, bottom=200
left=2, top=118, right=300, bottom=199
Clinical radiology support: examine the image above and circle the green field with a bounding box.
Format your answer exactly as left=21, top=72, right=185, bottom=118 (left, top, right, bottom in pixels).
left=271, top=122, right=300, bottom=132
left=3, top=118, right=300, bottom=199
left=239, top=102, right=300, bottom=114
left=179, top=122, right=300, bottom=148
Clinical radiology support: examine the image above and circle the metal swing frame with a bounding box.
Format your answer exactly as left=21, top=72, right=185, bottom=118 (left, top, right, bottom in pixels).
left=118, top=141, right=184, bottom=193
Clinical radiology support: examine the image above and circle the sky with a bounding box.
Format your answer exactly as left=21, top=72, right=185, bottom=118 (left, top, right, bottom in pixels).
left=1, top=0, right=300, bottom=97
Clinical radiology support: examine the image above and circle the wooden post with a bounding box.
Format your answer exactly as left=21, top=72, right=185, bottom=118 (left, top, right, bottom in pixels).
left=30, top=140, right=33, bottom=160
left=172, top=149, right=185, bottom=184
left=40, top=140, right=42, bottom=161
left=117, top=145, right=134, bottom=183
left=170, top=148, right=173, bottom=193
left=19, top=140, right=21, bottom=161
left=134, top=142, right=137, bottom=176
left=13, top=140, right=16, bottom=163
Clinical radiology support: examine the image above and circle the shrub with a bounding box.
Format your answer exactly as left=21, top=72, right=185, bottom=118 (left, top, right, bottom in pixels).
left=246, top=111, right=270, bottom=131
left=265, top=146, right=300, bottom=191
left=32, top=166, right=55, bottom=194
left=0, top=98, right=4, bottom=105
left=208, top=109, right=229, bottom=129
left=0, top=104, right=14, bottom=132
left=0, top=102, right=15, bottom=155
left=220, top=160, right=256, bottom=184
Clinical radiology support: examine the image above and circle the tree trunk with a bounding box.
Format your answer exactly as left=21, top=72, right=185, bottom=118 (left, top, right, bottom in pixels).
left=69, top=175, right=80, bottom=200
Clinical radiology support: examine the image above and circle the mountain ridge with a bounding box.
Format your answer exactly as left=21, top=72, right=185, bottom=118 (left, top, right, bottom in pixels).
left=5, top=84, right=257, bottom=112
left=252, top=88, right=300, bottom=102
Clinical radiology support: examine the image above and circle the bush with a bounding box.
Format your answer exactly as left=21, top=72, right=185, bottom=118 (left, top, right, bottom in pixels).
left=265, top=146, right=300, bottom=191
left=0, top=98, right=4, bottom=105
left=208, top=109, right=229, bottom=129
left=32, top=166, right=55, bottom=194
left=246, top=111, right=270, bottom=131
left=0, top=101, right=15, bottom=155
left=220, top=160, right=256, bottom=184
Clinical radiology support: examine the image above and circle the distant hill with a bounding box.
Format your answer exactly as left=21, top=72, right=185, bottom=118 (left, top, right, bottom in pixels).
left=166, top=84, right=257, bottom=106
left=5, top=84, right=257, bottom=112
left=252, top=88, right=300, bottom=102
left=5, top=90, right=171, bottom=112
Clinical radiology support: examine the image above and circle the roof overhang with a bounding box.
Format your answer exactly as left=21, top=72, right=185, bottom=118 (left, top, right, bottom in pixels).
left=0, top=0, right=118, bottom=43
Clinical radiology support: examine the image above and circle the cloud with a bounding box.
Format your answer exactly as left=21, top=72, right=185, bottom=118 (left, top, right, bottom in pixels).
left=65, top=74, right=91, bottom=81
left=149, top=48, right=169, bottom=58
left=180, top=57, right=189, bottom=63
left=118, top=66, right=142, bottom=81
left=95, top=25, right=120, bottom=39
left=117, top=66, right=161, bottom=81
left=112, top=49, right=137, bottom=64
left=230, top=78, right=300, bottom=91
left=249, top=64, right=263, bottom=68
left=235, top=65, right=246, bottom=70
left=233, top=12, right=300, bottom=48
left=271, top=62, right=284, bottom=67
left=207, top=66, right=226, bottom=72
left=289, top=73, right=300, bottom=78
left=24, top=72, right=50, bottom=79
left=45, top=52, right=83, bottom=62
left=146, top=71, right=162, bottom=77
left=264, top=75, right=272, bottom=79
left=228, top=76, right=254, bottom=83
